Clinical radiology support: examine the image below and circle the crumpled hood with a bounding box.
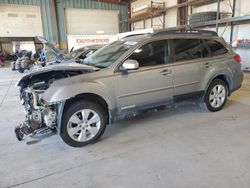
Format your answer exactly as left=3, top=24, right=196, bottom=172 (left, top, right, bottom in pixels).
left=16, top=62, right=99, bottom=87
left=37, top=36, right=70, bottom=62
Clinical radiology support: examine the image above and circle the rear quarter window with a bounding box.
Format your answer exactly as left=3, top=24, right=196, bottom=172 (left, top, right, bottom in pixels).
left=204, top=39, right=228, bottom=57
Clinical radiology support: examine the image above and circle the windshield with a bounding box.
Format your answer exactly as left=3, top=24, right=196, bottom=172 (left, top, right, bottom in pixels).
left=83, top=40, right=137, bottom=68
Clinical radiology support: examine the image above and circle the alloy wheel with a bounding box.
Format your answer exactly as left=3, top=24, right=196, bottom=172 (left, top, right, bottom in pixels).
left=209, top=84, right=226, bottom=108
left=67, top=109, right=101, bottom=142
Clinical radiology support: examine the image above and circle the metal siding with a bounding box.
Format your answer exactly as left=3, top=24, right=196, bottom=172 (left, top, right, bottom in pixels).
left=0, top=0, right=39, bottom=5
left=45, top=0, right=53, bottom=41
left=55, top=2, right=66, bottom=47
left=40, top=1, right=48, bottom=40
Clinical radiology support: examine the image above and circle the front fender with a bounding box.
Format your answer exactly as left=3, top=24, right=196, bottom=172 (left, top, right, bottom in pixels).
left=41, top=80, right=115, bottom=110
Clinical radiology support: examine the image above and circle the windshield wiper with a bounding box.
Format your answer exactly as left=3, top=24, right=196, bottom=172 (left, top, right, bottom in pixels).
left=94, top=65, right=106, bottom=68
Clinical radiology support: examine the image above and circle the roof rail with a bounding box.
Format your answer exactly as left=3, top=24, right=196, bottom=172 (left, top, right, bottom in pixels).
left=121, top=33, right=148, bottom=39
left=152, top=29, right=218, bottom=37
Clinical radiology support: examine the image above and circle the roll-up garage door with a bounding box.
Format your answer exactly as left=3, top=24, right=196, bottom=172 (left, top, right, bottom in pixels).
left=0, top=4, right=43, bottom=37
left=65, top=8, right=119, bottom=35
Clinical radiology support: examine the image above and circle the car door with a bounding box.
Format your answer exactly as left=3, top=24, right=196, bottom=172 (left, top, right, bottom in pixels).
left=171, top=38, right=208, bottom=97
left=114, top=40, right=174, bottom=114
left=201, top=39, right=230, bottom=75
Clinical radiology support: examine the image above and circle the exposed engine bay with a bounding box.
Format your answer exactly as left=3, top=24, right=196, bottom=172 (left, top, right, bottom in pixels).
left=15, top=67, right=95, bottom=140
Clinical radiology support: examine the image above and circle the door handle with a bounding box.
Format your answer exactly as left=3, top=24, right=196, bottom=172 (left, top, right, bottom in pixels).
left=204, top=62, right=212, bottom=68
left=160, top=69, right=172, bottom=76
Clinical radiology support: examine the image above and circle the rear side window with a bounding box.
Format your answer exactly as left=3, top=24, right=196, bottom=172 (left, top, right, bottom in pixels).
left=172, top=39, right=208, bottom=62
left=204, top=39, right=228, bottom=57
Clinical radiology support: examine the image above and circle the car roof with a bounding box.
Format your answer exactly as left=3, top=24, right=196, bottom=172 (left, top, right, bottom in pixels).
left=120, top=31, right=221, bottom=44
left=120, top=34, right=151, bottom=42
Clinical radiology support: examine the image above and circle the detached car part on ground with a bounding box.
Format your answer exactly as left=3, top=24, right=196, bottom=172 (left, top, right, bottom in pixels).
left=12, top=56, right=34, bottom=73
left=11, top=51, right=34, bottom=73
left=15, top=30, right=244, bottom=147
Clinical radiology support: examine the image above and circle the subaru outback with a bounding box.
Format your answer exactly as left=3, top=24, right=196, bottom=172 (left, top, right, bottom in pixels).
left=15, top=29, right=243, bottom=147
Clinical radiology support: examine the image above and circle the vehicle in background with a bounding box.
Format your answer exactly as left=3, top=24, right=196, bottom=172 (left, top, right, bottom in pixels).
left=34, top=37, right=103, bottom=68
left=68, top=45, right=103, bottom=63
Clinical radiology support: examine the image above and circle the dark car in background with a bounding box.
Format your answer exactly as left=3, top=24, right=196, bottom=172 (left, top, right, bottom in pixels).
left=68, top=45, right=103, bottom=63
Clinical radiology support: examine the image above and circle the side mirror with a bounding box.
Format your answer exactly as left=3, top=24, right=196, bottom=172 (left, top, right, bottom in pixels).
left=121, top=59, right=139, bottom=71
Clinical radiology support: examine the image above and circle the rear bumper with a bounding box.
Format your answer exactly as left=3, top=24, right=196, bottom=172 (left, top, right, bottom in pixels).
left=230, top=71, right=244, bottom=95
left=231, top=83, right=242, bottom=95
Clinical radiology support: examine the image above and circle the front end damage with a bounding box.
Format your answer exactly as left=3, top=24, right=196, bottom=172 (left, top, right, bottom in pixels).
left=15, top=85, right=58, bottom=140
left=15, top=63, right=98, bottom=141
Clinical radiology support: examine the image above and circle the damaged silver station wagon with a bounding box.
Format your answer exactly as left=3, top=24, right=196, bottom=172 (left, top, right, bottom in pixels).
left=15, top=30, right=244, bottom=147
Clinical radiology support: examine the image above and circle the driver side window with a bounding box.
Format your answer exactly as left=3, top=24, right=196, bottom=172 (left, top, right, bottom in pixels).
left=129, top=40, right=168, bottom=67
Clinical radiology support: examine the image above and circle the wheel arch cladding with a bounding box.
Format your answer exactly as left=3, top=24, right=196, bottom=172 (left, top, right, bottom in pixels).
left=63, top=93, right=110, bottom=125
left=207, top=74, right=232, bottom=96
left=214, top=75, right=231, bottom=93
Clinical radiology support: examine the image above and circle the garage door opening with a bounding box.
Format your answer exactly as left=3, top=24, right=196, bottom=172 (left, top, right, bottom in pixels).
left=65, top=8, right=119, bottom=35
left=0, top=4, right=43, bottom=37
left=13, top=41, right=36, bottom=53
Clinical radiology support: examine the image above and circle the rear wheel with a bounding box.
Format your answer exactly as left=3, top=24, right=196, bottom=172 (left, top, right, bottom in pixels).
left=61, top=100, right=106, bottom=147
left=204, top=79, right=228, bottom=112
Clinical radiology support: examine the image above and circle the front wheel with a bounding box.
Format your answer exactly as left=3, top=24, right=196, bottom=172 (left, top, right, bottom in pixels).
left=61, top=100, right=107, bottom=147
left=204, top=79, right=228, bottom=112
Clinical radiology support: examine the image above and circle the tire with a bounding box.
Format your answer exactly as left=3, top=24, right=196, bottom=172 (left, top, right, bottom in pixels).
left=61, top=100, right=107, bottom=147
left=204, top=79, right=228, bottom=112
left=189, top=12, right=218, bottom=25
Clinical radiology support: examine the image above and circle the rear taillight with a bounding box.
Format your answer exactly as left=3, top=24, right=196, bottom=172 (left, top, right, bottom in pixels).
left=234, top=54, right=241, bottom=63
